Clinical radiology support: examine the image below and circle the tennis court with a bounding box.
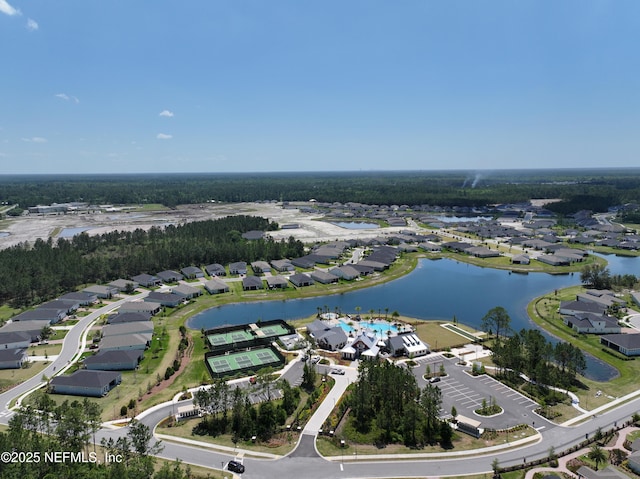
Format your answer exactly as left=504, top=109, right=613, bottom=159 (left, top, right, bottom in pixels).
left=206, top=347, right=281, bottom=375
left=255, top=323, right=290, bottom=338
left=207, top=329, right=254, bottom=347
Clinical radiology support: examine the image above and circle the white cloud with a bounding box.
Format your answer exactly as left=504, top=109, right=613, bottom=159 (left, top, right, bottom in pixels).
left=159, top=110, right=174, bottom=118
left=55, top=93, right=79, bottom=103
left=22, top=137, right=47, bottom=143
left=0, top=0, right=20, bottom=16
left=26, top=18, right=38, bottom=31
left=156, top=133, right=173, bottom=140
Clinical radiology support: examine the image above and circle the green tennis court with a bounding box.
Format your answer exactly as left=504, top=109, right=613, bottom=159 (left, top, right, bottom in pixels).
left=207, top=329, right=254, bottom=347
left=206, top=347, right=281, bottom=375
left=255, top=323, right=290, bottom=338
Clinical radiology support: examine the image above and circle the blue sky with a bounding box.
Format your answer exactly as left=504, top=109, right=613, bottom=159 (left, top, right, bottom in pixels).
left=1, top=1, right=639, bottom=174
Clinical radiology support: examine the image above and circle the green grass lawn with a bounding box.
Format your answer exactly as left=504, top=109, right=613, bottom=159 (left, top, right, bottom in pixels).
left=0, top=361, right=49, bottom=392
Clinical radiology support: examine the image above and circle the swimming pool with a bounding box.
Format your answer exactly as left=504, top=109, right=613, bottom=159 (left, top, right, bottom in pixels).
left=338, top=320, right=398, bottom=336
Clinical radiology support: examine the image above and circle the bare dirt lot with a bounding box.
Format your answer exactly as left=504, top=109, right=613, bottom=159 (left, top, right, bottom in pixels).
left=0, top=202, right=406, bottom=250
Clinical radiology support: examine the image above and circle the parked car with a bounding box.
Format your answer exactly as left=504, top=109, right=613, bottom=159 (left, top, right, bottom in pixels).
left=331, top=368, right=345, bottom=375
left=311, top=355, right=321, bottom=364
left=227, top=460, right=245, bottom=473
left=429, top=376, right=441, bottom=383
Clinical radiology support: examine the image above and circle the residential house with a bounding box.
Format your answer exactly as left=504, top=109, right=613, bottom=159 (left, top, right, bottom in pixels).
left=145, top=291, right=183, bottom=307
left=58, top=291, right=97, bottom=306
left=156, top=270, right=184, bottom=283
left=306, top=320, right=347, bottom=351
left=329, top=265, right=360, bottom=281
left=601, top=334, right=640, bottom=357
left=270, top=259, right=295, bottom=272
left=171, top=284, right=202, bottom=299
left=83, top=284, right=119, bottom=299
left=466, top=246, right=500, bottom=258
left=311, top=270, right=339, bottom=284
left=0, top=331, right=32, bottom=349
left=559, top=300, right=607, bottom=316
left=251, top=261, right=272, bottom=274
left=576, top=465, right=630, bottom=479
left=99, top=334, right=150, bottom=352
left=229, top=262, right=247, bottom=275
left=290, top=256, right=317, bottom=269
left=204, top=278, right=229, bottom=294
left=563, top=313, right=621, bottom=334
left=266, top=275, right=288, bottom=289
left=108, top=279, right=139, bottom=292
left=205, top=263, right=226, bottom=276
left=117, top=301, right=162, bottom=315
left=242, top=276, right=264, bottom=291
left=511, top=254, right=530, bottom=265
left=84, top=350, right=143, bottom=371
left=181, top=266, right=204, bottom=279
left=102, top=320, right=154, bottom=338
left=0, top=348, right=28, bottom=369
left=12, top=308, right=66, bottom=324
left=49, top=370, right=122, bottom=397
left=342, top=333, right=379, bottom=360
left=289, top=273, right=315, bottom=287
left=241, top=230, right=265, bottom=240
left=106, top=312, right=152, bottom=324
left=131, top=273, right=162, bottom=288
left=0, top=320, right=50, bottom=342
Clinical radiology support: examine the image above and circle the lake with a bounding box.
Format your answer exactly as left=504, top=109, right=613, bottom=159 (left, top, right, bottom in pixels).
left=188, top=256, right=639, bottom=380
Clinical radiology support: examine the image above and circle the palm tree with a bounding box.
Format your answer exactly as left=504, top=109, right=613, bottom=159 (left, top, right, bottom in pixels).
left=588, top=444, right=606, bottom=470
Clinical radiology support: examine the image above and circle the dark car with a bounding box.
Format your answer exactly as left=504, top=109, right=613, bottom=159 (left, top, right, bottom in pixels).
left=228, top=460, right=245, bottom=474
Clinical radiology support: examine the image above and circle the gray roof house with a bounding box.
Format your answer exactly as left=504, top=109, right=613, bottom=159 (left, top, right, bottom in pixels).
left=563, top=313, right=621, bottom=334
left=310, top=270, right=339, bottom=284
left=83, top=284, right=119, bottom=299
left=559, top=300, right=606, bottom=316
left=117, top=301, right=162, bottom=315
left=306, top=320, right=347, bottom=351
left=131, top=273, right=162, bottom=288
left=156, top=270, right=184, bottom=283
left=0, top=320, right=50, bottom=342
left=145, top=291, right=183, bottom=307
left=251, top=261, right=272, bottom=274
left=576, top=465, right=630, bottom=479
left=601, top=333, right=640, bottom=356
left=329, top=265, right=360, bottom=281
left=289, top=273, right=315, bottom=287
left=386, top=333, right=429, bottom=358
left=99, top=334, right=150, bottom=352
left=40, top=299, right=81, bottom=314
left=58, top=291, right=97, bottom=306
left=266, top=275, right=289, bottom=289
left=106, top=311, right=152, bottom=324
left=49, top=370, right=122, bottom=397
left=204, top=278, right=229, bottom=294
left=84, top=350, right=143, bottom=371
left=107, top=279, right=139, bottom=292
left=0, top=348, right=28, bottom=369
left=12, top=308, right=66, bottom=324
left=205, top=263, right=226, bottom=276
left=270, top=259, right=295, bottom=272
left=181, top=266, right=204, bottom=279
left=0, top=331, right=32, bottom=349
left=229, top=262, right=247, bottom=275
left=171, top=284, right=202, bottom=299
left=102, top=320, right=154, bottom=338
left=242, top=276, right=264, bottom=290
left=241, top=230, right=265, bottom=240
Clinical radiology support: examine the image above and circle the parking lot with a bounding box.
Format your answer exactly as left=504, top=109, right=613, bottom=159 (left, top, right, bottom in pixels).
left=412, top=355, right=545, bottom=430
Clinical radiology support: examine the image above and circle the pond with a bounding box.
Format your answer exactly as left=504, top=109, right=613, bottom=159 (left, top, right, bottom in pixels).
left=58, top=227, right=92, bottom=238
left=0, top=232, right=9, bottom=238
left=188, top=257, right=639, bottom=381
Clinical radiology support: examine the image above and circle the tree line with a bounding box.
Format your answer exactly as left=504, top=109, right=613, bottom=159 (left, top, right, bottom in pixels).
left=1, top=169, right=639, bottom=212
left=346, top=360, right=453, bottom=448
left=0, top=392, right=196, bottom=479
left=0, top=215, right=304, bottom=308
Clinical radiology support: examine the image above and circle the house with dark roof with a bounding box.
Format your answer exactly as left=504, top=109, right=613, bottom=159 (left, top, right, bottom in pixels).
left=311, top=270, right=339, bottom=284
left=204, top=278, right=229, bottom=294
left=0, top=331, right=32, bottom=349
left=601, top=333, right=640, bottom=356
left=511, top=254, right=530, bottom=265
left=181, top=266, right=204, bottom=279
left=271, top=259, right=295, bottom=272
left=40, top=299, right=81, bottom=315
left=351, top=264, right=374, bottom=276
left=535, top=255, right=570, bottom=266
left=242, top=276, right=264, bottom=291
left=171, top=284, right=202, bottom=299
left=58, top=291, right=97, bottom=306
left=0, top=348, right=28, bottom=369
left=466, top=246, right=500, bottom=258
left=290, top=256, right=317, bottom=269
left=563, top=313, right=621, bottom=334
left=106, top=312, right=151, bottom=324
left=266, top=275, right=288, bottom=289
left=342, top=333, right=379, bottom=360
left=118, top=301, right=162, bottom=315
left=100, top=334, right=150, bottom=352
left=229, top=262, right=247, bottom=275
left=576, top=465, right=630, bottom=479
left=559, top=300, right=606, bottom=316
left=83, top=284, right=119, bottom=299
left=131, top=273, right=162, bottom=288
left=329, top=265, right=360, bottom=281
left=12, top=308, right=66, bottom=324
left=156, top=270, right=184, bottom=283
left=49, top=370, right=122, bottom=397
left=289, top=273, right=315, bottom=287
left=0, top=320, right=50, bottom=342
left=306, top=320, right=347, bottom=351
left=251, top=261, right=272, bottom=275
left=84, top=350, right=143, bottom=371
left=145, top=291, right=183, bottom=307
left=205, top=263, right=226, bottom=276
left=102, top=320, right=154, bottom=338
left=357, top=259, right=387, bottom=271
left=108, top=279, right=139, bottom=292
